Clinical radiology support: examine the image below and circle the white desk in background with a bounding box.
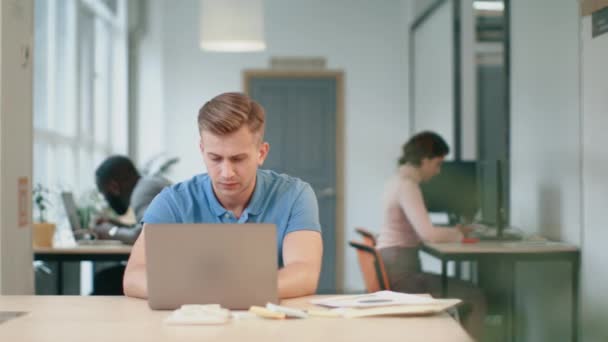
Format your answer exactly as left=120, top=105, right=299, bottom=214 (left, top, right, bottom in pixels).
left=422, top=240, right=580, bottom=342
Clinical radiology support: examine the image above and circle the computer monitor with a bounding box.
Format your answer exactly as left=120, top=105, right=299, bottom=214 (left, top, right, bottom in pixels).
left=420, top=161, right=479, bottom=225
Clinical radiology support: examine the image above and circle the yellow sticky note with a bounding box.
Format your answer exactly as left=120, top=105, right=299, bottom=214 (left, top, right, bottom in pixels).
left=307, top=309, right=342, bottom=318
left=249, top=306, right=286, bottom=319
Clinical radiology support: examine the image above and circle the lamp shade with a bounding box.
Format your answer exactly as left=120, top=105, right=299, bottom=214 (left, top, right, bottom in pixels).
left=199, top=0, right=266, bottom=52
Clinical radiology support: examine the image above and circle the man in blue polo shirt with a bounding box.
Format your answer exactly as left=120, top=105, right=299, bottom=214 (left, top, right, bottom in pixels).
left=123, top=92, right=323, bottom=299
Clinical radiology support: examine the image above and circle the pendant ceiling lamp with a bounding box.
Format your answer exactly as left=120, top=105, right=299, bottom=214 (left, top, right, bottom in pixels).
left=199, top=0, right=266, bottom=52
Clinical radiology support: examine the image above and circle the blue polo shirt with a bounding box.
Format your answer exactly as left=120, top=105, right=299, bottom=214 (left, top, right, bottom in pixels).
left=142, top=169, right=321, bottom=267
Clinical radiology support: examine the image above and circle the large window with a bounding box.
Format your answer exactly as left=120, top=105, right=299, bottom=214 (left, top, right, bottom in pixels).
left=33, top=0, right=128, bottom=219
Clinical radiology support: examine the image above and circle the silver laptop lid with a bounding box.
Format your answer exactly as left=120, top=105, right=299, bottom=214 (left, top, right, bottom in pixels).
left=61, top=192, right=82, bottom=231
left=145, top=223, right=278, bottom=310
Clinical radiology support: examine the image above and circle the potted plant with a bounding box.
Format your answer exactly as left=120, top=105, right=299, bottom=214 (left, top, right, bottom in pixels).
left=76, top=189, right=111, bottom=229
left=141, top=154, right=179, bottom=177
left=32, top=183, right=55, bottom=248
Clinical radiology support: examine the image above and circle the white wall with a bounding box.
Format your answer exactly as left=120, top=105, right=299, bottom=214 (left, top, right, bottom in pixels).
left=511, top=0, right=581, bottom=244
left=136, top=0, right=410, bottom=292
left=410, top=0, right=476, bottom=161
left=510, top=0, right=581, bottom=341
left=131, top=0, right=166, bottom=167
left=0, top=0, right=34, bottom=294
left=413, top=0, right=439, bottom=18
left=511, top=1, right=608, bottom=341
left=412, top=1, right=455, bottom=158
left=580, top=16, right=608, bottom=342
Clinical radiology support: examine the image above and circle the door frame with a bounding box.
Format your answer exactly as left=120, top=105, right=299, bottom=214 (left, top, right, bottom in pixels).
left=243, top=70, right=345, bottom=292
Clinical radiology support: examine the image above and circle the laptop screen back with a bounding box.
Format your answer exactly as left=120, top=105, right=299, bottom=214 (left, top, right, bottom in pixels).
left=145, top=223, right=278, bottom=310
left=61, top=192, right=82, bottom=232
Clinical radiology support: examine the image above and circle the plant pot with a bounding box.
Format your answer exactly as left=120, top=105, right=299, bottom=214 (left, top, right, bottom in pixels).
left=32, top=222, right=56, bottom=248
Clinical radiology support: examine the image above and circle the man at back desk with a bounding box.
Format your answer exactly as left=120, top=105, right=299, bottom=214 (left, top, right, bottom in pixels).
left=123, top=92, right=323, bottom=299
left=94, top=155, right=171, bottom=244
left=91, top=155, right=171, bottom=295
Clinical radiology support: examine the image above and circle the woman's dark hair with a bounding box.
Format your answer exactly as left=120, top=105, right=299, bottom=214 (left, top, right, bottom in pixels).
left=398, top=131, right=449, bottom=166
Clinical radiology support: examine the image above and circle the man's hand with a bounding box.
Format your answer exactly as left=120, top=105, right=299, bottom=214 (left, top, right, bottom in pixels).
left=93, top=222, right=115, bottom=240
left=123, top=226, right=148, bottom=298
left=278, top=230, right=323, bottom=299
left=457, top=224, right=475, bottom=237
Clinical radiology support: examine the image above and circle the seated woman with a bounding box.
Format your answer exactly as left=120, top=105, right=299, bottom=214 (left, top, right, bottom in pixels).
left=376, top=131, right=486, bottom=339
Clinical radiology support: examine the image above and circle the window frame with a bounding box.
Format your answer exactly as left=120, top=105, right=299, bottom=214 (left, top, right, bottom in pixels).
left=33, top=0, right=128, bottom=219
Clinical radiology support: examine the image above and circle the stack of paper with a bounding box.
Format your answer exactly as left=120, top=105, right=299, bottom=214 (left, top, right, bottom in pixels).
left=309, top=291, right=461, bottom=318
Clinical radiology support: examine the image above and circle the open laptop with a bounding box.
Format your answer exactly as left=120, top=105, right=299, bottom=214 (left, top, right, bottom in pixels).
left=61, top=192, right=123, bottom=246
left=145, top=223, right=278, bottom=310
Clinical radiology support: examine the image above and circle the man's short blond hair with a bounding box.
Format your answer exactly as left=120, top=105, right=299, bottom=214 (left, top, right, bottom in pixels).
left=198, top=92, right=265, bottom=141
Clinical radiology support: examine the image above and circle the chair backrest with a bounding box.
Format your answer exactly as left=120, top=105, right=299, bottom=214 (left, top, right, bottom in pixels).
left=354, top=227, right=377, bottom=247
left=348, top=240, right=390, bottom=293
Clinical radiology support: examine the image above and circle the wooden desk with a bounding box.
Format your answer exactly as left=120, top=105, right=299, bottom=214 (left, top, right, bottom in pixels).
left=422, top=241, right=580, bottom=342
left=0, top=296, right=473, bottom=342
left=34, top=245, right=132, bottom=295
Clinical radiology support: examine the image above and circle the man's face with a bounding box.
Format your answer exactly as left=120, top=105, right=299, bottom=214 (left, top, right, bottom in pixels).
left=97, top=180, right=129, bottom=215
left=199, top=126, right=269, bottom=203
left=420, top=156, right=444, bottom=182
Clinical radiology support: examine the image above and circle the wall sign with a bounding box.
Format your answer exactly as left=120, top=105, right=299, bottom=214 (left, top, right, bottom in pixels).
left=18, top=177, right=29, bottom=228
left=592, top=6, right=608, bottom=38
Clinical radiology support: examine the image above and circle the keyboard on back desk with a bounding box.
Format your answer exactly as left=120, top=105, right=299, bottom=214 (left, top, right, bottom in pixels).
left=468, top=225, right=522, bottom=241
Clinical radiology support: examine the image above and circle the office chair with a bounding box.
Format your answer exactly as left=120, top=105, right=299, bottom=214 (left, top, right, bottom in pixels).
left=354, top=227, right=377, bottom=247
left=349, top=240, right=390, bottom=293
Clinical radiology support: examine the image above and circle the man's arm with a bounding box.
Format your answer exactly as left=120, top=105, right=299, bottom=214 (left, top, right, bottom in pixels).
left=278, top=230, right=323, bottom=299
left=114, top=225, right=143, bottom=245
left=93, top=223, right=142, bottom=245
left=105, top=181, right=165, bottom=245
left=123, top=225, right=148, bottom=298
